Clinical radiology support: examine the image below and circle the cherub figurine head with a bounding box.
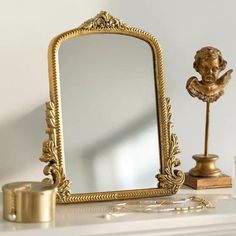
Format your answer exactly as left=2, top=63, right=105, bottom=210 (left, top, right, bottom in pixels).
left=194, top=47, right=226, bottom=85
left=186, top=46, right=232, bottom=103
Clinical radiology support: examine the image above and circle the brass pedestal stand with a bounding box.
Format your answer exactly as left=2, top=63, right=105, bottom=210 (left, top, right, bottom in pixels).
left=189, top=154, right=221, bottom=177
left=185, top=154, right=231, bottom=189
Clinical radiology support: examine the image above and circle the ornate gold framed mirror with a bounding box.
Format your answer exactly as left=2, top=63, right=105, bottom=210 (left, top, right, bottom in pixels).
left=40, top=11, right=184, bottom=204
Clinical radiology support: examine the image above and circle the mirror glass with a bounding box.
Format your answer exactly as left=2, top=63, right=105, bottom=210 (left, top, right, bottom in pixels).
left=58, top=34, right=160, bottom=193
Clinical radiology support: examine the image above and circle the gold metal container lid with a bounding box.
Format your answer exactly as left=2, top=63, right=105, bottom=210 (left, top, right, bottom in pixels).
left=2, top=181, right=56, bottom=223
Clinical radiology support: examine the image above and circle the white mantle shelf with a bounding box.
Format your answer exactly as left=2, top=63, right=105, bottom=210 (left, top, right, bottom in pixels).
left=0, top=188, right=236, bottom=236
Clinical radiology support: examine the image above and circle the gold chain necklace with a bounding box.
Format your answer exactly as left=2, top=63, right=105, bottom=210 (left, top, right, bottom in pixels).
left=103, top=196, right=213, bottom=219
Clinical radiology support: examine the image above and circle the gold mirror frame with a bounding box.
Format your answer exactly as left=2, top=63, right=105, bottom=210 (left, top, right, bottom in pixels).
left=40, top=11, right=184, bottom=204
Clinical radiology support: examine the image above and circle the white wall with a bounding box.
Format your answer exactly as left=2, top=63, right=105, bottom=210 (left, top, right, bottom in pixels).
left=1, top=0, right=236, bottom=187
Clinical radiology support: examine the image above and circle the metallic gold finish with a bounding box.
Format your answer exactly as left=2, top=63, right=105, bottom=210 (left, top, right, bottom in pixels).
left=185, top=173, right=232, bottom=189
left=185, top=46, right=233, bottom=186
left=109, top=196, right=213, bottom=215
left=40, top=11, right=184, bottom=203
left=189, top=154, right=222, bottom=177
left=40, top=102, right=71, bottom=201
left=186, top=47, right=233, bottom=103
left=204, top=102, right=210, bottom=156
left=2, top=181, right=56, bottom=223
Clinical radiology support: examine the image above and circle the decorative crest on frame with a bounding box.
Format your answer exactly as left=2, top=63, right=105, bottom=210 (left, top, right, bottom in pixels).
left=80, top=11, right=130, bottom=30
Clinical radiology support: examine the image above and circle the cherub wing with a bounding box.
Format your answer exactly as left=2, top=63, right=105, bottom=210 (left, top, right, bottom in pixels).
left=186, top=76, right=198, bottom=89
left=216, top=69, right=233, bottom=86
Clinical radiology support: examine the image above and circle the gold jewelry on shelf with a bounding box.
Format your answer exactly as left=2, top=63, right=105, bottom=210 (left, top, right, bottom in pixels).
left=102, top=196, right=213, bottom=219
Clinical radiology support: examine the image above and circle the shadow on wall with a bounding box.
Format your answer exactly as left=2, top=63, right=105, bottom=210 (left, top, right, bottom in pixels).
left=0, top=104, right=47, bottom=185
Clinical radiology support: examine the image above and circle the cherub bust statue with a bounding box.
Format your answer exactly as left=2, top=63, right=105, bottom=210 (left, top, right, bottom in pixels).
left=186, top=46, right=233, bottom=103
left=184, top=46, right=233, bottom=189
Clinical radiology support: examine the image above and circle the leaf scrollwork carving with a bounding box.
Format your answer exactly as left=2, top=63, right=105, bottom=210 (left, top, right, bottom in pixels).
left=39, top=102, right=71, bottom=202
left=157, top=98, right=185, bottom=193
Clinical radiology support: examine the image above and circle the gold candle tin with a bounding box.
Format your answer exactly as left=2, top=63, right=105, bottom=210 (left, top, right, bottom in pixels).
left=2, top=181, right=56, bottom=223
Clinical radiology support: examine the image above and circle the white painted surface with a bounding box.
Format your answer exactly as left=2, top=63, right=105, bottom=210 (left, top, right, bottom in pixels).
left=0, top=189, right=236, bottom=235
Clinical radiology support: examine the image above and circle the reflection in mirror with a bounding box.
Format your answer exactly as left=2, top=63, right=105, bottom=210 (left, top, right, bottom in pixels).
left=59, top=34, right=159, bottom=193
